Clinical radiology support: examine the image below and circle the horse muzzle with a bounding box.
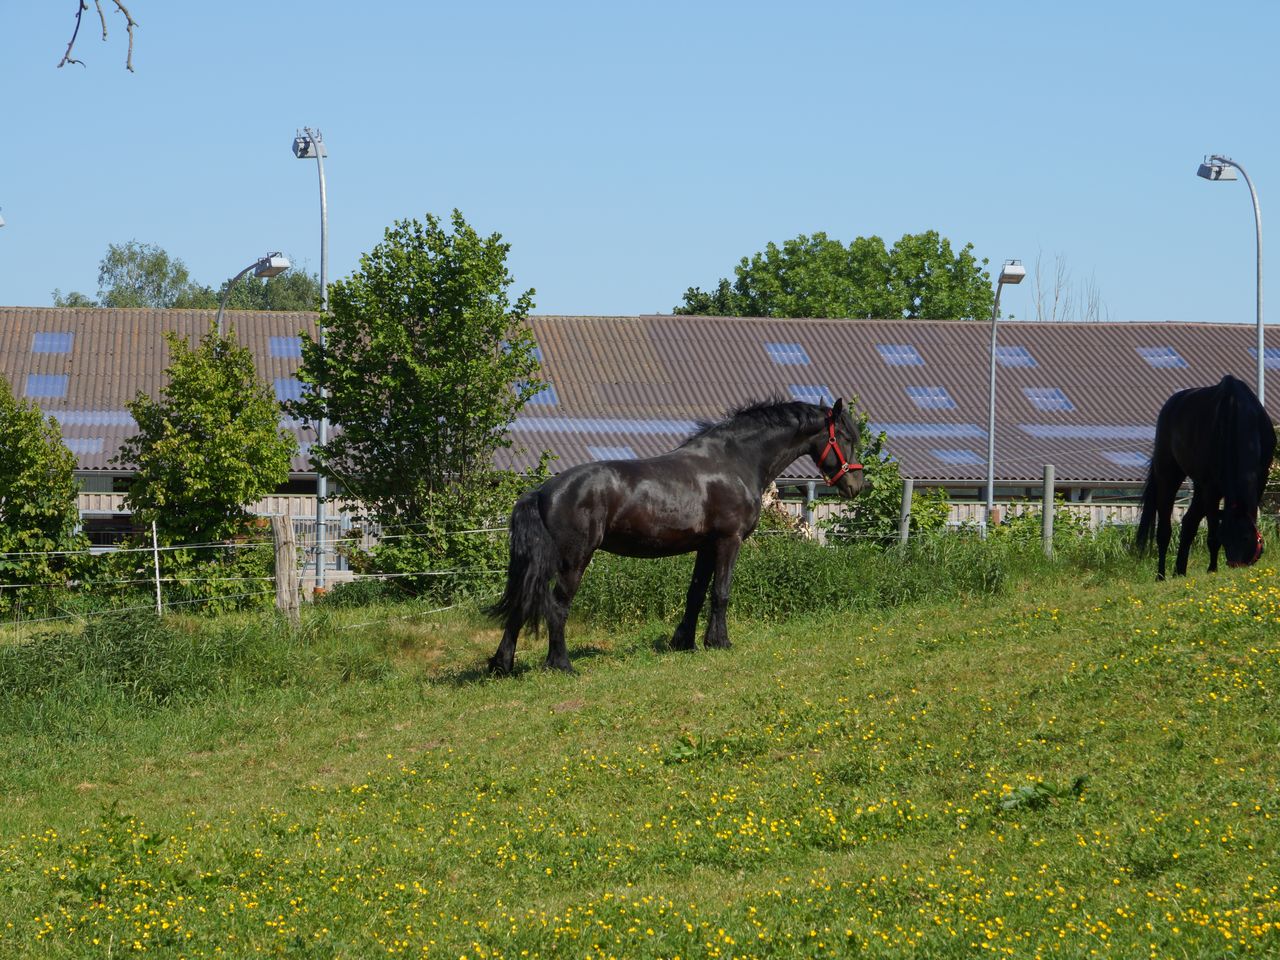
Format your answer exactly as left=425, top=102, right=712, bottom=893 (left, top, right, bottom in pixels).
left=1228, top=530, right=1265, bottom=568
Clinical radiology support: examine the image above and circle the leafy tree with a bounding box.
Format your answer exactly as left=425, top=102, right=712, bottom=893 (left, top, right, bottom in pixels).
left=292, top=210, right=542, bottom=591
left=87, top=240, right=212, bottom=308
left=676, top=230, right=994, bottom=320
left=115, top=325, right=297, bottom=544
left=216, top=266, right=322, bottom=313
left=0, top=376, right=87, bottom=612
left=52, top=242, right=320, bottom=312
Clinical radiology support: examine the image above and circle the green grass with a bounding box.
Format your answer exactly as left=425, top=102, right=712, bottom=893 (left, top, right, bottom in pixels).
left=1, top=538, right=1278, bottom=957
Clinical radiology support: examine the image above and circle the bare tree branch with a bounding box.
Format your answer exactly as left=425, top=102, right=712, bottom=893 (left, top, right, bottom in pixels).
left=59, top=0, right=138, bottom=71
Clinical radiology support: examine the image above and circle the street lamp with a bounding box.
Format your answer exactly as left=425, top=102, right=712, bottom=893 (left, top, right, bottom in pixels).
left=984, top=259, right=1027, bottom=536
left=1198, top=154, right=1265, bottom=404
left=293, top=127, right=331, bottom=591
left=215, top=253, right=290, bottom=336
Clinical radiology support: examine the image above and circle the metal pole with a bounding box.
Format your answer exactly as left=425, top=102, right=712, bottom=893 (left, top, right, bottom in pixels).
left=1209, top=157, right=1264, bottom=405
left=898, top=477, right=914, bottom=546
left=984, top=281, right=1005, bottom=537
left=1042, top=464, right=1055, bottom=558
left=215, top=262, right=257, bottom=337
left=305, top=127, right=331, bottom=592
left=151, top=520, right=163, bottom=616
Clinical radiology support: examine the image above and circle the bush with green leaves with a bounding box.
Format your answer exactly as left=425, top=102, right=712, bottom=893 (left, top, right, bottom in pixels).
left=0, top=377, right=87, bottom=614
left=820, top=411, right=950, bottom=546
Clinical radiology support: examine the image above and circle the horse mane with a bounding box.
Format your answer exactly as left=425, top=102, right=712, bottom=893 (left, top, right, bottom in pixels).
left=681, top=397, right=822, bottom=447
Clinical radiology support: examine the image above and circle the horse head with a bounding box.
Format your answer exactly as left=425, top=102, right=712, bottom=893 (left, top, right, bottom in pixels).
left=1223, top=505, right=1265, bottom=567
left=812, top=398, right=867, bottom=499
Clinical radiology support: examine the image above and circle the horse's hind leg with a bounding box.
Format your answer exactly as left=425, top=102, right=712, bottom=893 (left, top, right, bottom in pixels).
left=489, top=622, right=521, bottom=676
left=703, top=535, right=743, bottom=649
left=672, top=547, right=714, bottom=651
left=1174, top=489, right=1206, bottom=577
left=545, top=560, right=588, bottom=673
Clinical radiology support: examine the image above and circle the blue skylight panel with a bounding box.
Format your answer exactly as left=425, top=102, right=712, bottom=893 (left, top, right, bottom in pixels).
left=789, top=384, right=833, bottom=405
left=32, top=332, right=74, bottom=354
left=1247, top=347, right=1280, bottom=369
left=994, top=345, right=1037, bottom=368
left=64, top=437, right=105, bottom=455
left=871, top=422, right=985, bottom=439
left=1135, top=346, right=1187, bottom=369
left=905, top=385, right=956, bottom=410
left=531, top=345, right=544, bottom=362
left=875, top=343, right=924, bottom=366
left=764, top=342, right=811, bottom=366
left=524, top=383, right=559, bottom=405
left=26, top=374, right=68, bottom=398
left=587, top=445, right=636, bottom=461
left=269, top=336, right=303, bottom=358
left=931, top=448, right=984, bottom=466
left=1102, top=451, right=1150, bottom=468
left=1022, top=387, right=1074, bottom=412
left=274, top=378, right=304, bottom=403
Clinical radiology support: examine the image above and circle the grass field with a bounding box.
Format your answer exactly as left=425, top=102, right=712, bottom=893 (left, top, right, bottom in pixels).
left=1, top=537, right=1278, bottom=958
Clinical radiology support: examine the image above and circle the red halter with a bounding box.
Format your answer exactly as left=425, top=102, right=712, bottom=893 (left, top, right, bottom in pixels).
left=819, top=410, right=863, bottom=485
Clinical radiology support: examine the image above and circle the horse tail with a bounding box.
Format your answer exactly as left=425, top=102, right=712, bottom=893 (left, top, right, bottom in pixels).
left=1135, top=453, right=1159, bottom=555
left=486, top=492, right=557, bottom=634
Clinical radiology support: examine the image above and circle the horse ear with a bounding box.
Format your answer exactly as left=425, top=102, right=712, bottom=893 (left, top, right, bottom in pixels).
left=831, top=397, right=844, bottom=417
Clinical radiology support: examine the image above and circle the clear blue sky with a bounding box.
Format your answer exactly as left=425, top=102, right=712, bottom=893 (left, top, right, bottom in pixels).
left=1, top=1, right=1276, bottom=323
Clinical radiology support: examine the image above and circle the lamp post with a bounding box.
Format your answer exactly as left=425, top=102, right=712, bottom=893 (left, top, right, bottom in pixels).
left=215, top=253, right=290, bottom=336
left=1198, top=154, right=1264, bottom=404
left=293, top=127, right=330, bottom=591
left=984, top=259, right=1027, bottom=536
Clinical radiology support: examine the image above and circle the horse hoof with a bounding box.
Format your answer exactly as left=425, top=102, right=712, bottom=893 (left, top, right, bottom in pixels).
left=543, top=660, right=577, bottom=675
left=488, top=656, right=514, bottom=677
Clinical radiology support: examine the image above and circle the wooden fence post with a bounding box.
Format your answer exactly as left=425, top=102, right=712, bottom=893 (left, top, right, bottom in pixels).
left=899, top=478, right=914, bottom=546
left=272, top=515, right=301, bottom=625
left=152, top=520, right=163, bottom=617
left=1042, top=464, right=1055, bottom=558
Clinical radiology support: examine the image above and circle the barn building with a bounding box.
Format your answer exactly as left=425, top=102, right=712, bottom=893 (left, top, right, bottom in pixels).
left=2, top=306, right=1276, bottom=544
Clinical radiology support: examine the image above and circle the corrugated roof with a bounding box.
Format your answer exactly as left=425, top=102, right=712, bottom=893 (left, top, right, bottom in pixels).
left=2, top=306, right=1275, bottom=488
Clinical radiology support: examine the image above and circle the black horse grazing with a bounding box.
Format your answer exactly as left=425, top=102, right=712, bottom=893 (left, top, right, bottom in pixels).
left=1136, top=375, right=1275, bottom=579
left=487, top=398, right=867, bottom=674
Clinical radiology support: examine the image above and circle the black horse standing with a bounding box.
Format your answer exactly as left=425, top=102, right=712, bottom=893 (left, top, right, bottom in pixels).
left=487, top=398, right=866, bottom=674
left=1136, top=375, right=1275, bottom=579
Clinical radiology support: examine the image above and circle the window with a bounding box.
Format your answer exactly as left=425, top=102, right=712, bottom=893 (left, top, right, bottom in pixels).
left=274, top=378, right=304, bottom=403
left=788, top=384, right=833, bottom=405
left=586, top=445, right=636, bottom=461
left=931, top=448, right=984, bottom=466
left=64, top=437, right=105, bottom=455
left=25, top=374, right=68, bottom=398
left=875, top=343, right=924, bottom=366
left=1135, top=346, right=1187, bottom=369
left=1247, top=347, right=1280, bottom=369
left=1102, top=451, right=1150, bottom=468
left=1022, top=387, right=1074, bottom=412
left=905, top=385, right=956, bottom=410
left=994, top=345, right=1037, bottom=368
left=524, top=383, right=559, bottom=405
left=269, top=336, right=303, bottom=358
left=32, top=332, right=74, bottom=354
left=764, top=342, right=811, bottom=366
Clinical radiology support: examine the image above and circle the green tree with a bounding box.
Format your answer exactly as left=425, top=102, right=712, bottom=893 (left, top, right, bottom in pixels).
left=292, top=209, right=541, bottom=532
left=115, top=325, right=297, bottom=544
left=216, top=266, right=322, bottom=313
left=92, top=240, right=213, bottom=308
left=675, top=230, right=994, bottom=320
left=0, top=376, right=87, bottom=612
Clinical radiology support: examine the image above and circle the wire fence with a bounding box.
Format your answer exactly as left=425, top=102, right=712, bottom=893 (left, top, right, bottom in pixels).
left=5, top=483, right=1278, bottom=634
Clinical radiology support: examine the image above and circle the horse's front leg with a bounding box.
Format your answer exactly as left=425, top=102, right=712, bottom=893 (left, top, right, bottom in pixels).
left=672, top=546, right=714, bottom=650
left=703, top=535, right=743, bottom=649
left=1174, top=492, right=1206, bottom=577
left=1205, top=499, right=1223, bottom=572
